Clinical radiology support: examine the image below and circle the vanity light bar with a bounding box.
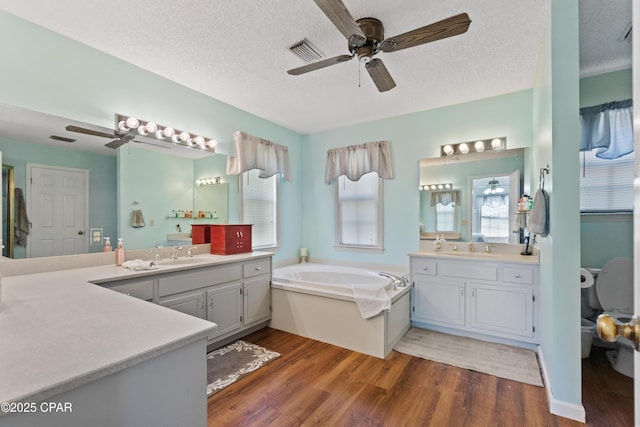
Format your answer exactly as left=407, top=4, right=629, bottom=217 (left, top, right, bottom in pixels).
left=196, top=177, right=221, bottom=186
left=441, top=137, right=506, bottom=157
left=115, top=114, right=217, bottom=153
left=420, top=183, right=453, bottom=191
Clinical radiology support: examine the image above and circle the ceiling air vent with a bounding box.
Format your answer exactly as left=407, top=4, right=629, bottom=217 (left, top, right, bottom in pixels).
left=49, top=135, right=76, bottom=143
left=289, top=39, right=323, bottom=63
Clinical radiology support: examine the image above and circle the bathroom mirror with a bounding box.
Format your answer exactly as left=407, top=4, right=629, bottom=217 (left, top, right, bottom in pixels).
left=0, top=103, right=230, bottom=258
left=419, top=148, right=526, bottom=242
left=194, top=183, right=229, bottom=223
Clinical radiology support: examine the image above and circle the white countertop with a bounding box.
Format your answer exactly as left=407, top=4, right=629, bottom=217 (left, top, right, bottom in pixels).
left=408, top=249, right=539, bottom=265
left=0, top=252, right=272, bottom=409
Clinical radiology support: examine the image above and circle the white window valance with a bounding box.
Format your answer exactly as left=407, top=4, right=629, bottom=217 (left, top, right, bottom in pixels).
left=325, top=140, right=393, bottom=184
left=430, top=190, right=460, bottom=207
left=226, top=131, right=292, bottom=181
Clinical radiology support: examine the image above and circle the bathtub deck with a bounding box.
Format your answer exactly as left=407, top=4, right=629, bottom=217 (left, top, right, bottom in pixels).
left=270, top=284, right=411, bottom=358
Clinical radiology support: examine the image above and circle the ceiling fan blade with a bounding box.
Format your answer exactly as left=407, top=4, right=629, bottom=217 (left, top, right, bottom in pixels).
left=365, top=59, right=396, bottom=92
left=380, top=12, right=471, bottom=53
left=287, top=54, right=353, bottom=75
left=104, top=138, right=126, bottom=149
left=65, top=125, right=115, bottom=139
left=313, top=0, right=366, bottom=45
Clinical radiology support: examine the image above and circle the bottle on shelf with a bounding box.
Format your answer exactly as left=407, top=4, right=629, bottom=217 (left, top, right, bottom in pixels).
left=103, top=237, right=112, bottom=252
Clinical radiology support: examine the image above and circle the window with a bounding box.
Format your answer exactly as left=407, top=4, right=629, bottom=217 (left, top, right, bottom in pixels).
left=335, top=172, right=383, bottom=250
left=435, top=203, right=456, bottom=232
left=579, top=150, right=634, bottom=212
left=240, top=168, right=278, bottom=248
left=479, top=203, right=509, bottom=241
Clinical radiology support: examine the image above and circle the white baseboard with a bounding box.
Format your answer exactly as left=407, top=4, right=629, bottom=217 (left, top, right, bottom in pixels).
left=538, top=346, right=586, bottom=423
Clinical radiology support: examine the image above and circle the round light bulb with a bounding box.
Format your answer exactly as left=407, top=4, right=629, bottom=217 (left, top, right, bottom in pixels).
left=137, top=126, right=148, bottom=136
left=491, top=138, right=503, bottom=150
left=145, top=122, right=158, bottom=133
left=437, top=184, right=444, bottom=190
left=155, top=130, right=165, bottom=140
left=445, top=183, right=452, bottom=189
left=193, top=136, right=205, bottom=146
left=458, top=143, right=469, bottom=154
left=163, top=127, right=175, bottom=138
left=474, top=140, right=485, bottom=152
left=118, top=121, right=129, bottom=132
left=171, top=134, right=179, bottom=143
left=430, top=185, right=437, bottom=190
left=443, top=145, right=454, bottom=156
left=179, top=131, right=191, bottom=142
left=125, top=117, right=139, bottom=129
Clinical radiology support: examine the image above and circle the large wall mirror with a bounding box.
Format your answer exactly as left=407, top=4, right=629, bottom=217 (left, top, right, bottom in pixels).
left=420, top=148, right=526, bottom=243
left=0, top=103, right=232, bottom=258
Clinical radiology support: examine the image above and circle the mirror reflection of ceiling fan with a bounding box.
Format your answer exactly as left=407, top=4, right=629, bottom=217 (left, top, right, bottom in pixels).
left=288, top=0, right=472, bottom=92
left=64, top=125, right=170, bottom=150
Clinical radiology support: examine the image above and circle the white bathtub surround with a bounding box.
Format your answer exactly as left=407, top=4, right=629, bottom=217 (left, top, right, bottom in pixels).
left=274, top=263, right=393, bottom=319
left=271, top=263, right=411, bottom=358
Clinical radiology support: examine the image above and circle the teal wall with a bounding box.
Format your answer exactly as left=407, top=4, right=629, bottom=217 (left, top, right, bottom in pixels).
left=532, top=0, right=582, bottom=414
left=579, top=68, right=633, bottom=268
left=302, top=90, right=533, bottom=267
left=0, top=137, right=116, bottom=257
left=0, top=11, right=303, bottom=263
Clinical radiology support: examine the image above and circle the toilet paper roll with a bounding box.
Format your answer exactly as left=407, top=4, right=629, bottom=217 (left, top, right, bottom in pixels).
left=580, top=268, right=594, bottom=288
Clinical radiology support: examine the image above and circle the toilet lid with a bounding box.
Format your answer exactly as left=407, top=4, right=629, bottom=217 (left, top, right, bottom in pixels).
left=596, top=257, right=633, bottom=313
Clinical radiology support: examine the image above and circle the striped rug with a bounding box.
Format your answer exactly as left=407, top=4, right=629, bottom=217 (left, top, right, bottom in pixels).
left=394, top=327, right=543, bottom=387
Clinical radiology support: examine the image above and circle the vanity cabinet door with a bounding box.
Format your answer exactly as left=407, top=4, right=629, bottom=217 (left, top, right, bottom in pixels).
left=469, top=283, right=534, bottom=339
left=160, top=290, right=206, bottom=319
left=206, top=281, right=243, bottom=338
left=243, top=275, right=271, bottom=326
left=412, top=277, right=465, bottom=327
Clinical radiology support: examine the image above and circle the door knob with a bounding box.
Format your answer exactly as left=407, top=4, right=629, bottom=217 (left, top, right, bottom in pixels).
left=597, top=314, right=640, bottom=351
left=78, top=231, right=84, bottom=235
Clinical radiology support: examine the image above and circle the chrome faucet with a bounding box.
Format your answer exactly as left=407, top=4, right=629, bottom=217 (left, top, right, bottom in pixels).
left=379, top=272, right=405, bottom=290
left=169, top=246, right=183, bottom=260
left=186, top=247, right=196, bottom=258
left=150, top=250, right=161, bottom=265
left=468, top=242, right=475, bottom=253
left=485, top=244, right=496, bottom=254
left=448, top=243, right=458, bottom=252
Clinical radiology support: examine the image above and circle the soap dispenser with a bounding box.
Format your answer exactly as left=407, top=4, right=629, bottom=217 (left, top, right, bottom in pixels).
left=115, top=238, right=126, bottom=266
left=103, top=237, right=112, bottom=252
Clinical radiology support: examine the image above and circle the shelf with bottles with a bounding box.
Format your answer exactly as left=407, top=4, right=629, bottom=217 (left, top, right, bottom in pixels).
left=165, top=210, right=218, bottom=220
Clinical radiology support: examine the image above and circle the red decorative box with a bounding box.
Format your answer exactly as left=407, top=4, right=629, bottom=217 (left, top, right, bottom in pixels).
left=209, top=224, right=252, bottom=255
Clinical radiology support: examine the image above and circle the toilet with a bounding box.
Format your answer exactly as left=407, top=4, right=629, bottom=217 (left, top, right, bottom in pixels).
left=593, top=257, right=634, bottom=378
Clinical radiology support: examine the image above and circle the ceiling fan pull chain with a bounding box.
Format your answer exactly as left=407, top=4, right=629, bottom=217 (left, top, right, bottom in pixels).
left=358, top=60, right=361, bottom=88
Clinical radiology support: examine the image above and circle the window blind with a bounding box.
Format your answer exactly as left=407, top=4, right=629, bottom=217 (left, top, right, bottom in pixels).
left=337, top=172, right=381, bottom=247
left=579, top=150, right=634, bottom=212
left=241, top=169, right=277, bottom=247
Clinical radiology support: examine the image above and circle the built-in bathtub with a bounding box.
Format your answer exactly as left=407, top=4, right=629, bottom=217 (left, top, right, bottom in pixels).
left=270, top=263, right=411, bottom=358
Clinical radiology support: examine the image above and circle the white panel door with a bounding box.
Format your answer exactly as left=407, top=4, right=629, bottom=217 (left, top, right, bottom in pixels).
left=27, top=165, right=88, bottom=258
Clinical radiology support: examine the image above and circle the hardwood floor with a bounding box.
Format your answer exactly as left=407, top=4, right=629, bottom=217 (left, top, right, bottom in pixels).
left=207, top=328, right=633, bottom=426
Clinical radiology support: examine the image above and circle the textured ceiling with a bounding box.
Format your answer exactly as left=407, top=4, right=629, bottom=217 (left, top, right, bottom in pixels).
left=0, top=0, right=631, bottom=136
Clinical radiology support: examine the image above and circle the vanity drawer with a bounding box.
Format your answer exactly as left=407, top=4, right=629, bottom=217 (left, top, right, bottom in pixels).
left=107, top=278, right=154, bottom=301
left=440, top=262, right=498, bottom=281
left=502, top=267, right=533, bottom=285
left=158, top=263, right=242, bottom=296
left=412, top=259, right=437, bottom=276
left=243, top=259, right=271, bottom=278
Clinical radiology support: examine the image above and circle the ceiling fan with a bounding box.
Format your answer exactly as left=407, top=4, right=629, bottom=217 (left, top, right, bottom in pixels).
left=65, top=125, right=137, bottom=149
left=287, top=0, right=472, bottom=92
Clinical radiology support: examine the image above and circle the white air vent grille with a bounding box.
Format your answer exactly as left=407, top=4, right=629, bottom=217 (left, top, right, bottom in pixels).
left=289, top=39, right=323, bottom=63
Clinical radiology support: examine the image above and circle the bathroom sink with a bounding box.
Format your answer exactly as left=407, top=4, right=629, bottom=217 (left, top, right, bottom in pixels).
left=158, top=257, right=211, bottom=266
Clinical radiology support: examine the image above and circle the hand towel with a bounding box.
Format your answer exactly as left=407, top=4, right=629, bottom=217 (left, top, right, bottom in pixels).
left=122, top=259, right=157, bottom=271
left=528, top=188, right=549, bottom=237
left=130, top=209, right=145, bottom=228
left=14, top=188, right=30, bottom=247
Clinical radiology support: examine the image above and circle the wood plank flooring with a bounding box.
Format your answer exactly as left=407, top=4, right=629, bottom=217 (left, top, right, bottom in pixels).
left=207, top=328, right=633, bottom=426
